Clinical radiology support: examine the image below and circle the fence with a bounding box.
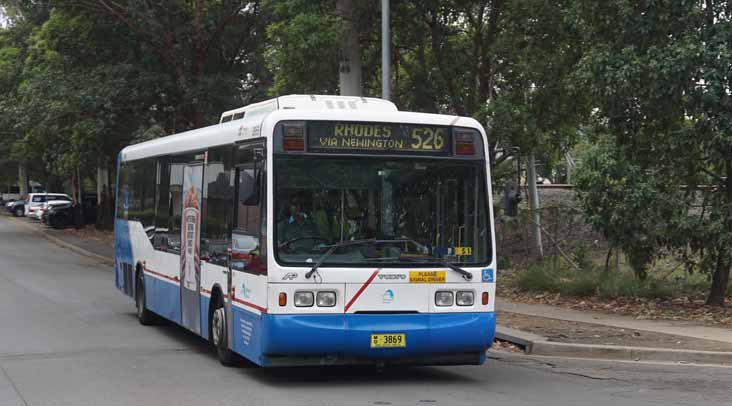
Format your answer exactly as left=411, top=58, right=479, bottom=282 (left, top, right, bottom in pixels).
left=494, top=187, right=608, bottom=269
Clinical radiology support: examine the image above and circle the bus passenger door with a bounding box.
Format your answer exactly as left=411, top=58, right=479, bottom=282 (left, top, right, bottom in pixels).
left=180, top=163, right=204, bottom=334
left=227, top=142, right=266, bottom=358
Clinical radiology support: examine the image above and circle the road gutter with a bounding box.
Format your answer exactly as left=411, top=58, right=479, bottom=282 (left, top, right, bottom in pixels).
left=5, top=216, right=114, bottom=266
left=495, top=325, right=732, bottom=366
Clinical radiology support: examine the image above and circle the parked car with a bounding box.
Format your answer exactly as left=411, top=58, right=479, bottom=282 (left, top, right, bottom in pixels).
left=24, top=193, right=72, bottom=218
left=1, top=185, right=21, bottom=204
left=46, top=201, right=96, bottom=229
left=35, top=199, right=74, bottom=221
left=5, top=199, right=25, bottom=217
left=44, top=202, right=74, bottom=228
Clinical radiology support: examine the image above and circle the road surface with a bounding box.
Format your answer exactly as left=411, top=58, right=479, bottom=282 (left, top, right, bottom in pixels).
left=1, top=216, right=730, bottom=406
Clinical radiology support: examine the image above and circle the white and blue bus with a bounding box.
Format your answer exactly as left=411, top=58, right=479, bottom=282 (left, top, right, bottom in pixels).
left=115, top=95, right=497, bottom=367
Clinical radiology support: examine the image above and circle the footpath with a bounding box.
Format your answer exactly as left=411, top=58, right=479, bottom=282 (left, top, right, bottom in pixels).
left=496, top=300, right=732, bottom=365
left=5, top=214, right=732, bottom=366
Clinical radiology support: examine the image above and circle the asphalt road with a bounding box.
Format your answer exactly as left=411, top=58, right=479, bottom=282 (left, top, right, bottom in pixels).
left=1, top=216, right=730, bottom=406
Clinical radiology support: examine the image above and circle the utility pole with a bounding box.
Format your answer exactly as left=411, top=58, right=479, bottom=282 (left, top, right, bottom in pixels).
left=381, top=0, right=390, bottom=100
left=336, top=0, right=362, bottom=96
left=527, top=154, right=544, bottom=257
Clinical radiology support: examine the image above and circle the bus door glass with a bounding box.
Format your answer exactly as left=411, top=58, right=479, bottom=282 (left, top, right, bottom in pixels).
left=232, top=143, right=266, bottom=275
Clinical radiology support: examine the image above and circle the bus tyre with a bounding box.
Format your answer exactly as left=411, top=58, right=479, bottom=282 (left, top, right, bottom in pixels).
left=135, top=271, right=156, bottom=325
left=211, top=301, right=237, bottom=366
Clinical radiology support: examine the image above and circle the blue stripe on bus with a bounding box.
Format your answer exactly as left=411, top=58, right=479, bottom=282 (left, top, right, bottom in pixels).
left=232, top=306, right=265, bottom=364
left=130, top=265, right=495, bottom=367
left=265, top=312, right=494, bottom=357
left=141, top=274, right=212, bottom=341
left=231, top=312, right=495, bottom=366
left=200, top=295, right=210, bottom=340
left=114, top=219, right=132, bottom=290
left=145, top=274, right=182, bottom=324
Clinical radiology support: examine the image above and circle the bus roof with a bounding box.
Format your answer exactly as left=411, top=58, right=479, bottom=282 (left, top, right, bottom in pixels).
left=219, top=95, right=397, bottom=124
left=120, top=96, right=484, bottom=162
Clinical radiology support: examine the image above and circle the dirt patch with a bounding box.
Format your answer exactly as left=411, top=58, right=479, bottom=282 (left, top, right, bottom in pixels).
left=492, top=339, right=523, bottom=353
left=64, top=225, right=114, bottom=247
left=498, top=311, right=732, bottom=352
left=498, top=269, right=732, bottom=327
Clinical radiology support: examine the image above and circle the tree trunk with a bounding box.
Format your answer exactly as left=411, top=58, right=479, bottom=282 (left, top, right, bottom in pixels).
left=18, top=162, right=28, bottom=197
left=707, top=251, right=730, bottom=306
left=96, top=166, right=114, bottom=230
left=336, top=0, right=362, bottom=96
left=527, top=155, right=543, bottom=257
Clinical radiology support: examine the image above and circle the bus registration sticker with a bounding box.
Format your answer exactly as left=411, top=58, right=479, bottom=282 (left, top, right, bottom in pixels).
left=409, top=271, right=446, bottom=283
left=371, top=333, right=406, bottom=348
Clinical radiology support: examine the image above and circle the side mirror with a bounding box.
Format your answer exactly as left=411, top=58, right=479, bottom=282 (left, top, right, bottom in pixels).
left=238, top=168, right=261, bottom=206
left=504, top=182, right=521, bottom=217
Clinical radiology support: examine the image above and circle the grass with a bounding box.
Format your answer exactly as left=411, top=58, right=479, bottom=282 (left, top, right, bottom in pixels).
left=516, top=257, right=704, bottom=300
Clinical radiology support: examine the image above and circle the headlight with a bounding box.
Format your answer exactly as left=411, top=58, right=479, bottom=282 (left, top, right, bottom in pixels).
left=435, top=291, right=454, bottom=306
left=294, top=291, right=314, bottom=307
left=456, top=291, right=474, bottom=306
left=316, top=291, right=336, bottom=307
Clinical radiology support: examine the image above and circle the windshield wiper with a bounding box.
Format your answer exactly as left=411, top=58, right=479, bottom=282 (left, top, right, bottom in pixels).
left=396, top=255, right=474, bottom=281
left=305, top=238, right=377, bottom=279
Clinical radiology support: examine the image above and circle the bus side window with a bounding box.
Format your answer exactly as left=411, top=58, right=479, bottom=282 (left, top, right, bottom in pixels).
left=167, top=157, right=194, bottom=255
left=152, top=158, right=171, bottom=251
left=201, top=147, right=233, bottom=266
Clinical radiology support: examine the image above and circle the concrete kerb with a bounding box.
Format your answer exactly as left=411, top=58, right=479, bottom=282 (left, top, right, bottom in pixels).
left=7, top=216, right=114, bottom=266
left=495, top=325, right=732, bottom=366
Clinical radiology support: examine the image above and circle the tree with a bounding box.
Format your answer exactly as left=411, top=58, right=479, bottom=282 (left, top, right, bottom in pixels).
left=75, top=0, right=270, bottom=130
left=265, top=0, right=342, bottom=95
left=573, top=0, right=732, bottom=305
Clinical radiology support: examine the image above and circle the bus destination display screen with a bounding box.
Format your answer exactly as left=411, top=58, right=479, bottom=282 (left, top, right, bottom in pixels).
left=307, top=121, right=451, bottom=154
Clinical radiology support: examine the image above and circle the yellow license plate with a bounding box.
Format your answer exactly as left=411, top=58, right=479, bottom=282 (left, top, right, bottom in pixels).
left=409, top=270, right=446, bottom=283
left=371, top=333, right=406, bottom=348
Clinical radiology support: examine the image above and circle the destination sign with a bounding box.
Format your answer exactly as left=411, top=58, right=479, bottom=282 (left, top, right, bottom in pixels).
left=307, top=121, right=451, bottom=154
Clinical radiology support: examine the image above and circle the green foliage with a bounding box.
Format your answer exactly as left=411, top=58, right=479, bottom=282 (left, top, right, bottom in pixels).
left=518, top=259, right=597, bottom=297
left=497, top=256, right=511, bottom=270
left=518, top=258, right=676, bottom=299
left=572, top=1, right=732, bottom=304
left=265, top=6, right=341, bottom=95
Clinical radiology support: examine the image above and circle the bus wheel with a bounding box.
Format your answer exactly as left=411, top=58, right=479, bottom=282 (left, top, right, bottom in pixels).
left=135, top=271, right=156, bottom=325
left=211, top=300, right=238, bottom=366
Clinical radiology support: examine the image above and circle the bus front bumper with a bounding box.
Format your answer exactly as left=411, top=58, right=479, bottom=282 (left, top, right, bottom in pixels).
left=259, top=312, right=495, bottom=366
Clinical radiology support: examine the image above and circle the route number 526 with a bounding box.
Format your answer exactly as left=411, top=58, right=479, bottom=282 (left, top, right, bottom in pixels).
left=410, top=127, right=446, bottom=151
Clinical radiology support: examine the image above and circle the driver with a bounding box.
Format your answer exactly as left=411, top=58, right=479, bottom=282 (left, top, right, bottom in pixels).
left=278, top=194, right=318, bottom=246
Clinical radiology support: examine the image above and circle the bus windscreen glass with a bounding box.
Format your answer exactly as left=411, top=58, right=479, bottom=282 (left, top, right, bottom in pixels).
left=274, top=156, right=491, bottom=267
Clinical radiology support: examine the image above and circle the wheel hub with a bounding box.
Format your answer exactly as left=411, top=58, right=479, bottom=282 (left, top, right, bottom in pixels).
left=136, top=279, right=144, bottom=316
left=212, top=308, right=225, bottom=346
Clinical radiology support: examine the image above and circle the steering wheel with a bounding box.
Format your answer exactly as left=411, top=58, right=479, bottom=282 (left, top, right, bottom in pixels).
left=278, top=236, right=330, bottom=254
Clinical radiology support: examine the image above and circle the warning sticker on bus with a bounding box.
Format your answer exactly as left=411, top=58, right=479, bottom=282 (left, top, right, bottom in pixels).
left=409, top=271, right=446, bottom=283
left=454, top=247, right=472, bottom=256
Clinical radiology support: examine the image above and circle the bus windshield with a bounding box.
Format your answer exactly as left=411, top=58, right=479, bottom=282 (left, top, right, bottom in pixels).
left=274, top=156, right=491, bottom=266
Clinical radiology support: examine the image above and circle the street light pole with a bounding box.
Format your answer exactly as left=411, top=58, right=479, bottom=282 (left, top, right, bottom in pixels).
left=381, top=0, right=390, bottom=100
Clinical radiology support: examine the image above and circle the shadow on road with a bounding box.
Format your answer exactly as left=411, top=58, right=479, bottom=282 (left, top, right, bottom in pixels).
left=125, top=312, right=483, bottom=386
left=241, top=364, right=480, bottom=387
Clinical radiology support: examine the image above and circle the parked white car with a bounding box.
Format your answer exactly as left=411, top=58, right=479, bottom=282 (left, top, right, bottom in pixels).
left=25, top=193, right=72, bottom=218
left=34, top=200, right=73, bottom=221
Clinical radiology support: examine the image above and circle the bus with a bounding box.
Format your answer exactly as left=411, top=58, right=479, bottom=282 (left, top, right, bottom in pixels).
left=115, top=94, right=497, bottom=367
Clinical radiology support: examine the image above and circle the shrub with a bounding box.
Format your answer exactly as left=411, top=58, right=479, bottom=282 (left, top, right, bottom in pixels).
left=517, top=260, right=559, bottom=293
left=518, top=257, right=678, bottom=299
